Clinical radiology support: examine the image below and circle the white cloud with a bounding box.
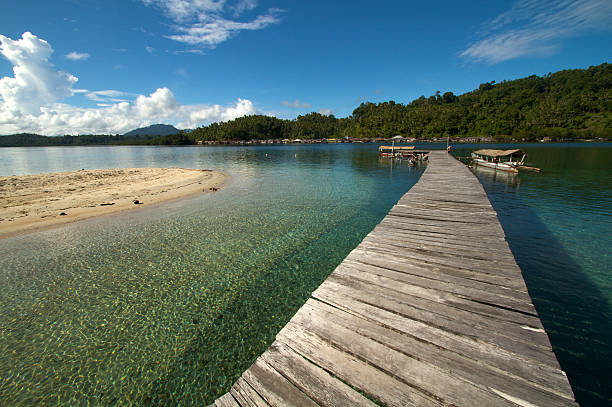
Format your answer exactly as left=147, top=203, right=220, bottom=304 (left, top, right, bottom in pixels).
left=177, top=98, right=255, bottom=129
left=0, top=32, right=257, bottom=135
left=318, top=108, right=332, bottom=115
left=0, top=32, right=78, bottom=115
left=172, top=49, right=205, bottom=55
left=85, top=89, right=131, bottom=103
left=145, top=46, right=155, bottom=53
left=281, top=99, right=311, bottom=109
left=142, top=0, right=225, bottom=23
left=65, top=51, right=90, bottom=60
left=142, top=0, right=283, bottom=47
left=231, top=0, right=257, bottom=17
left=461, top=0, right=612, bottom=64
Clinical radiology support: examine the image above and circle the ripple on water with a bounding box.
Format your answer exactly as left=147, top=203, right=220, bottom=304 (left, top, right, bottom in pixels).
left=0, top=145, right=424, bottom=405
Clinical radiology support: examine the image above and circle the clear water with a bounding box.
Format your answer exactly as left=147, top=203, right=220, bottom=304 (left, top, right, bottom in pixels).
left=0, top=143, right=610, bottom=406
left=0, top=145, right=424, bottom=405
left=452, top=143, right=612, bottom=407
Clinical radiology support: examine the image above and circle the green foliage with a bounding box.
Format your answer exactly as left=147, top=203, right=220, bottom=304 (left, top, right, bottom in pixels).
left=190, top=115, right=288, bottom=141
left=147, top=133, right=193, bottom=145
left=188, top=113, right=349, bottom=142
left=345, top=63, right=612, bottom=141
left=0, top=133, right=162, bottom=147
left=1, top=63, right=610, bottom=146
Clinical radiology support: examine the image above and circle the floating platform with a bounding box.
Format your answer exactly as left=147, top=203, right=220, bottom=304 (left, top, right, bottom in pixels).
left=379, top=146, right=430, bottom=159
left=211, top=151, right=577, bottom=407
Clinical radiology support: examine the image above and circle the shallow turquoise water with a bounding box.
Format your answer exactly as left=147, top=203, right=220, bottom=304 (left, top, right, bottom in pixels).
left=0, top=143, right=610, bottom=406
left=0, top=145, right=424, bottom=405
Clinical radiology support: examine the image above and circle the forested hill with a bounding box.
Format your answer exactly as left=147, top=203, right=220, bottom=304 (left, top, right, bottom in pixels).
left=123, top=124, right=179, bottom=137
left=1, top=62, right=610, bottom=146
left=190, top=62, right=611, bottom=142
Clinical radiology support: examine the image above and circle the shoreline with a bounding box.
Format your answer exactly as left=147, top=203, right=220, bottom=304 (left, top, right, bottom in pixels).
left=0, top=168, right=226, bottom=239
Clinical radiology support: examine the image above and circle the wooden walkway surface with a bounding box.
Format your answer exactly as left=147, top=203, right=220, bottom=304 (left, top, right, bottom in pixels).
left=212, top=151, right=577, bottom=407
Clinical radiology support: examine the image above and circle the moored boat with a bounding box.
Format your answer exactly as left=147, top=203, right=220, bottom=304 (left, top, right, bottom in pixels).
left=471, top=149, right=526, bottom=173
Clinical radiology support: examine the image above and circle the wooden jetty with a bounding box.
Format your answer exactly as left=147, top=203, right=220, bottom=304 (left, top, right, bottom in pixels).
left=212, top=151, right=577, bottom=407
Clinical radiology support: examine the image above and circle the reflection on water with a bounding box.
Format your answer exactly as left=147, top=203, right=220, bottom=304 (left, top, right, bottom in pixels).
left=471, top=165, right=522, bottom=189
left=0, top=145, right=423, bottom=405
left=454, top=143, right=612, bottom=407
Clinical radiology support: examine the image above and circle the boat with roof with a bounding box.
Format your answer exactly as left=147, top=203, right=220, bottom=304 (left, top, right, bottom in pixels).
left=471, top=149, right=526, bottom=173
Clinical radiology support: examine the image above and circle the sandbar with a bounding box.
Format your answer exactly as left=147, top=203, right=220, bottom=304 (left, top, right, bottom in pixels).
left=0, top=168, right=226, bottom=239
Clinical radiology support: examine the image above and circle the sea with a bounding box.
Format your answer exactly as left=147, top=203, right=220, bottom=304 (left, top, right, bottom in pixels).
left=0, top=142, right=610, bottom=406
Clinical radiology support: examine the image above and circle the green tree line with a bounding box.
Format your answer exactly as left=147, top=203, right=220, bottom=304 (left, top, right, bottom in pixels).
left=0, top=133, right=161, bottom=147
left=1, top=63, right=610, bottom=146
left=183, top=62, right=612, bottom=143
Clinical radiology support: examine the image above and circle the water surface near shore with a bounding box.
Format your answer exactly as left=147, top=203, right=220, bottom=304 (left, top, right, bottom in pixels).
left=0, top=143, right=610, bottom=406
left=0, top=144, right=424, bottom=405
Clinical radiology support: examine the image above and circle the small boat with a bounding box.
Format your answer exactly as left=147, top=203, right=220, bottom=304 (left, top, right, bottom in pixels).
left=471, top=149, right=526, bottom=173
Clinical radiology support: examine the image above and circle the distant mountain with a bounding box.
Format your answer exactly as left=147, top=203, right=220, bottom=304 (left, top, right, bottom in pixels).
left=123, top=124, right=179, bottom=137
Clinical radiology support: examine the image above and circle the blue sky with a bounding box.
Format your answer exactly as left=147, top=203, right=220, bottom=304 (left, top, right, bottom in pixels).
left=0, top=0, right=610, bottom=135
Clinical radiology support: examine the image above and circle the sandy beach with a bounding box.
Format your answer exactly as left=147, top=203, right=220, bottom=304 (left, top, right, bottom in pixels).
left=0, top=168, right=225, bottom=238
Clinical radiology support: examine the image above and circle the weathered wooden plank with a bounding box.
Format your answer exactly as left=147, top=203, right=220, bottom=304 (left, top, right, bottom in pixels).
left=324, top=271, right=546, bottom=344
left=399, top=191, right=491, bottom=204
left=393, top=201, right=494, bottom=211
left=370, top=222, right=507, bottom=243
left=389, top=208, right=501, bottom=223
left=359, top=239, right=521, bottom=272
left=364, top=231, right=517, bottom=260
left=298, top=299, right=576, bottom=405
left=242, top=358, right=318, bottom=407
left=356, top=241, right=524, bottom=277
left=332, top=263, right=538, bottom=323
left=261, top=342, right=378, bottom=407
left=305, top=295, right=573, bottom=397
left=347, top=250, right=530, bottom=298
left=285, top=303, right=520, bottom=407
left=230, top=378, right=269, bottom=407
left=338, top=259, right=538, bottom=316
left=349, top=248, right=526, bottom=292
left=276, top=322, right=442, bottom=407
left=215, top=393, right=240, bottom=407
left=313, top=280, right=558, bottom=365
left=390, top=204, right=499, bottom=216
left=376, top=224, right=507, bottom=245
left=377, top=218, right=508, bottom=239
left=386, top=213, right=504, bottom=231
left=349, top=247, right=528, bottom=291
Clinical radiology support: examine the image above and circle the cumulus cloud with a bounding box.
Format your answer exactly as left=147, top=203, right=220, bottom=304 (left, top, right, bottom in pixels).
left=65, top=51, right=90, bottom=60
left=0, top=32, right=256, bottom=135
left=461, top=0, right=612, bottom=64
left=177, top=98, right=255, bottom=129
left=0, top=32, right=78, bottom=115
left=142, top=0, right=283, bottom=47
left=318, top=108, right=332, bottom=115
left=281, top=99, right=311, bottom=109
